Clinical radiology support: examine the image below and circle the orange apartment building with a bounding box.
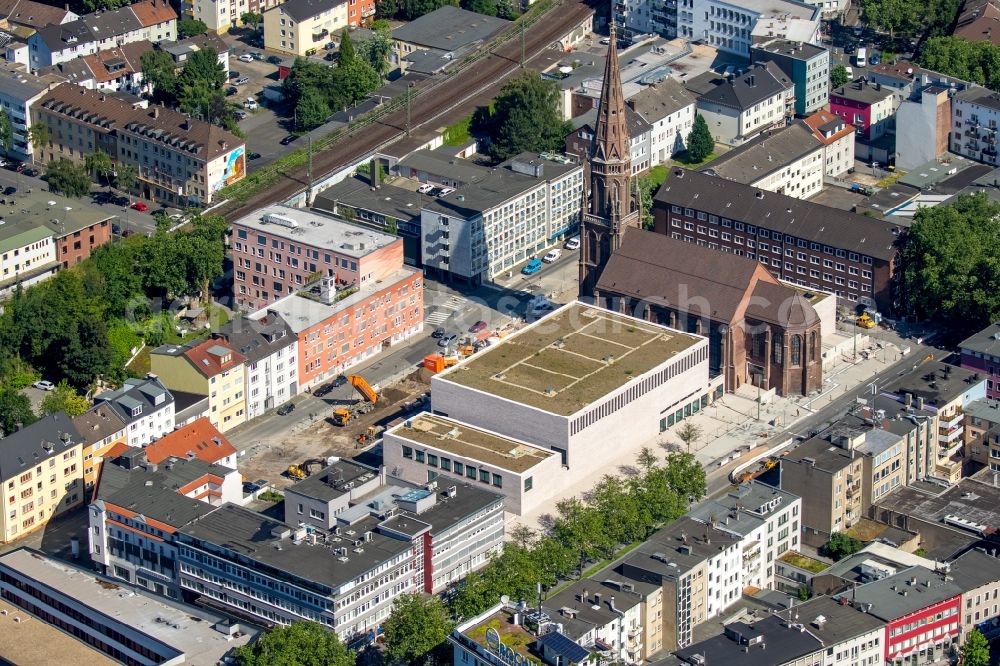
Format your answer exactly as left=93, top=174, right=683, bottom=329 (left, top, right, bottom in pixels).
left=73, top=406, right=127, bottom=493
left=251, top=266, right=423, bottom=390
left=231, top=205, right=405, bottom=312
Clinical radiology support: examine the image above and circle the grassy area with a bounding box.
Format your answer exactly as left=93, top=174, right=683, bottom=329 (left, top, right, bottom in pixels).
left=444, top=114, right=473, bottom=147
left=127, top=345, right=152, bottom=376
left=845, top=517, right=888, bottom=542
left=779, top=551, right=829, bottom=574
left=126, top=303, right=231, bottom=375
left=875, top=171, right=905, bottom=188
left=465, top=614, right=539, bottom=663
left=671, top=150, right=718, bottom=170
left=645, top=164, right=669, bottom=187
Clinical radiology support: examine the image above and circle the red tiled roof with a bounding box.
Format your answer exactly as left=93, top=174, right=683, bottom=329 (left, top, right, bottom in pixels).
left=182, top=338, right=246, bottom=378
left=81, top=41, right=149, bottom=84
left=143, top=417, right=235, bottom=465
left=130, top=0, right=177, bottom=27
left=803, top=111, right=855, bottom=146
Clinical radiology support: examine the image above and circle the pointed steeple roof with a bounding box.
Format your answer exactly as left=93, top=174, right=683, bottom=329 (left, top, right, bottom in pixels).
left=592, top=19, right=630, bottom=164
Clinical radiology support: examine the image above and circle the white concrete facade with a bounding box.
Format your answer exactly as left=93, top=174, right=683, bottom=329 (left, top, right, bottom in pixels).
left=648, top=100, right=696, bottom=166
left=428, top=498, right=505, bottom=593
left=244, top=339, right=298, bottom=420
left=0, top=232, right=56, bottom=297
left=698, top=88, right=790, bottom=146
left=431, top=306, right=714, bottom=481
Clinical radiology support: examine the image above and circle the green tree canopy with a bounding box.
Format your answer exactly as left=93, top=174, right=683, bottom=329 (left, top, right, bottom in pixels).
left=140, top=50, right=179, bottom=105
left=859, top=0, right=917, bottom=38
left=295, top=88, right=331, bottom=131
left=826, top=532, right=862, bottom=561
left=0, top=109, right=12, bottom=157
left=462, top=0, right=497, bottom=16
left=901, top=193, right=1000, bottom=338
left=177, top=18, right=209, bottom=38
left=0, top=388, right=36, bottom=436
left=85, top=150, right=114, bottom=188
left=488, top=72, right=572, bottom=160
left=234, top=621, right=355, bottom=666
left=338, top=30, right=357, bottom=66
left=358, top=21, right=394, bottom=78
left=382, top=594, right=454, bottom=665
left=40, top=380, right=90, bottom=417
left=179, top=48, right=226, bottom=90
left=46, top=158, right=92, bottom=198
left=961, top=628, right=991, bottom=666
left=115, top=163, right=138, bottom=197
left=241, top=11, right=263, bottom=29
left=919, top=36, right=1000, bottom=89
left=830, top=64, right=850, bottom=88
left=675, top=421, right=702, bottom=453
left=685, top=114, right=714, bottom=162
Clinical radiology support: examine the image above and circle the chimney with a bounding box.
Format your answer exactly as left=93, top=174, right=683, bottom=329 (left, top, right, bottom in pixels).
left=905, top=392, right=912, bottom=407
left=916, top=396, right=924, bottom=410
left=594, top=592, right=602, bottom=606
left=152, top=107, right=159, bottom=119
left=369, top=157, right=379, bottom=187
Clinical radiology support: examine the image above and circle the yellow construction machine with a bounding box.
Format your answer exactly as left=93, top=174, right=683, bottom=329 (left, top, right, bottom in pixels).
left=331, top=374, right=380, bottom=426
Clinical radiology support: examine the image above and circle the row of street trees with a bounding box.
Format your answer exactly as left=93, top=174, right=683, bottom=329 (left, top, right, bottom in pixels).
left=919, top=37, right=1000, bottom=90
left=858, top=0, right=960, bottom=40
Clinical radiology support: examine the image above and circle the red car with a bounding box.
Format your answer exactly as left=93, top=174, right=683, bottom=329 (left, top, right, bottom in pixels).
left=131, top=201, right=148, bottom=212
left=469, top=320, right=488, bottom=333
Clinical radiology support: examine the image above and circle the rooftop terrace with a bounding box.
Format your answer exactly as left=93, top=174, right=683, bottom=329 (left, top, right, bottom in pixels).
left=438, top=302, right=702, bottom=416
left=391, top=413, right=557, bottom=473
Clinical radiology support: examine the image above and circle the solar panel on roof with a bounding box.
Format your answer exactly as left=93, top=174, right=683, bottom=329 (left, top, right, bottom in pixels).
left=537, top=632, right=589, bottom=663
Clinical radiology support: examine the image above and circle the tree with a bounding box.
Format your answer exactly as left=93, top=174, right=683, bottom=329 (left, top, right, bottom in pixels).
left=462, top=0, right=497, bottom=16
left=675, top=421, right=702, bottom=453
left=140, top=50, right=178, bottom=105
left=960, top=628, right=990, bottom=666
left=58, top=315, right=115, bottom=389
left=382, top=594, right=454, bottom=665
left=240, top=11, right=263, bottom=30
left=85, top=150, right=114, bottom=189
left=0, top=388, right=35, bottom=436
left=489, top=72, right=572, bottom=160
left=40, top=380, right=90, bottom=417
left=859, top=0, right=917, bottom=39
left=332, top=58, right=381, bottom=106
left=496, top=0, right=517, bottom=19
left=234, top=621, right=355, bottom=666
left=177, top=18, right=208, bottom=38
left=797, top=586, right=810, bottom=601
left=685, top=114, right=714, bottom=163
left=115, top=164, right=138, bottom=199
left=358, top=21, right=394, bottom=78
left=0, top=109, right=12, bottom=157
left=46, top=158, right=92, bottom=198
left=27, top=122, right=50, bottom=164
left=338, top=30, right=357, bottom=66
left=180, top=48, right=226, bottom=90
left=830, top=64, right=850, bottom=88
left=901, top=193, right=1000, bottom=337
left=825, top=532, right=862, bottom=561
left=295, top=88, right=331, bottom=131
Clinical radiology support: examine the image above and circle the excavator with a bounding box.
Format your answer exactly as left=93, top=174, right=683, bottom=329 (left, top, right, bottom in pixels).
left=331, top=375, right=379, bottom=426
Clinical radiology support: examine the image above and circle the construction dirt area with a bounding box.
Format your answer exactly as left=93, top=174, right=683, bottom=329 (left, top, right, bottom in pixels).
left=238, top=373, right=431, bottom=490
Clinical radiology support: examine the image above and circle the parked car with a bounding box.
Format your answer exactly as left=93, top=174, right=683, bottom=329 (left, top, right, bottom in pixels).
left=248, top=151, right=261, bottom=160
left=277, top=402, right=295, bottom=415
left=313, top=382, right=333, bottom=397
left=131, top=201, right=148, bottom=212
left=238, top=53, right=254, bottom=63
left=417, top=183, right=434, bottom=194
left=32, top=380, right=55, bottom=391
left=469, top=320, right=487, bottom=333
left=228, top=70, right=240, bottom=80
left=225, top=86, right=238, bottom=96
left=280, top=135, right=297, bottom=145
left=332, top=374, right=348, bottom=387
left=23, top=167, right=38, bottom=177
left=438, top=333, right=458, bottom=347
left=267, top=55, right=282, bottom=64
left=5, top=161, right=23, bottom=173
left=251, top=51, right=263, bottom=60
left=234, top=110, right=248, bottom=120
left=431, top=327, right=445, bottom=338
left=3, top=186, right=15, bottom=196
left=244, top=97, right=258, bottom=110
left=234, top=77, right=250, bottom=85
left=564, top=236, right=580, bottom=250
left=600, top=37, right=611, bottom=45
left=869, top=52, right=881, bottom=65
left=324, top=52, right=338, bottom=62
left=521, top=258, right=543, bottom=275
left=543, top=249, right=561, bottom=263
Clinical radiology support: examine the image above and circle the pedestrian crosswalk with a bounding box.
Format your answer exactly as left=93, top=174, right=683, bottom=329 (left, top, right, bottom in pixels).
left=424, top=296, right=466, bottom=325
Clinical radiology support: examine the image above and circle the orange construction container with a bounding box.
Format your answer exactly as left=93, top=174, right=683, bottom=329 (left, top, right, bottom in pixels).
left=423, top=354, right=446, bottom=373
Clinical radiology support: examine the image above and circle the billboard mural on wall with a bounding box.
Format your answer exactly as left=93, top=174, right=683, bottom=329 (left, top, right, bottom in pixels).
left=213, top=145, right=246, bottom=192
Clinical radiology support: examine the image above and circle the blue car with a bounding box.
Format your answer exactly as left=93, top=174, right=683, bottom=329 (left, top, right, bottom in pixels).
left=521, top=258, right=543, bottom=275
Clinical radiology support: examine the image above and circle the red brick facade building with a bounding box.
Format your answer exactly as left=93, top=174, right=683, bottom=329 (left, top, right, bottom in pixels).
left=55, top=216, right=113, bottom=268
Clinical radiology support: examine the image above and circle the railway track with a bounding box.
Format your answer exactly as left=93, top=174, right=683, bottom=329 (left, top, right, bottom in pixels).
left=218, top=0, right=599, bottom=221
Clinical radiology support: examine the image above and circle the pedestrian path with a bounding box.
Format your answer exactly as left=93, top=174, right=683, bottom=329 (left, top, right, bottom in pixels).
left=424, top=296, right=466, bottom=325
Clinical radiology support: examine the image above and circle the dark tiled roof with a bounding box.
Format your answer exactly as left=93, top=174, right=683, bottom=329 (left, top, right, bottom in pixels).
left=0, top=413, right=81, bottom=479
left=0, top=0, right=74, bottom=29
left=833, top=566, right=964, bottom=621
left=391, top=5, right=509, bottom=51
left=93, top=376, right=174, bottom=426
left=273, top=0, right=343, bottom=22
left=212, top=313, right=294, bottom=364
left=831, top=81, right=895, bottom=105
left=627, top=78, right=696, bottom=124
left=960, top=321, right=1000, bottom=355
left=72, top=407, right=125, bottom=447
left=653, top=169, right=902, bottom=260
left=703, top=122, right=821, bottom=184
left=698, top=62, right=791, bottom=110
left=676, top=615, right=823, bottom=666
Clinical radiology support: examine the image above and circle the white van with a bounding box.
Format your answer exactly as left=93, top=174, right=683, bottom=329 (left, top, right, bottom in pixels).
left=855, top=47, right=867, bottom=68
left=244, top=97, right=258, bottom=110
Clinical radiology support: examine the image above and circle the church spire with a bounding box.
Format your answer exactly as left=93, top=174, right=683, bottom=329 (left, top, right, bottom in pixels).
left=592, top=18, right=629, bottom=165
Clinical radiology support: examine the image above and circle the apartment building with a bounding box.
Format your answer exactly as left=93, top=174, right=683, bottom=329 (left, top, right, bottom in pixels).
left=651, top=168, right=902, bottom=312
left=959, top=321, right=1000, bottom=400
left=802, top=110, right=856, bottom=176
left=89, top=445, right=242, bottom=598
left=93, top=375, right=175, bottom=447
left=415, top=152, right=583, bottom=284
left=27, top=0, right=176, bottom=71
left=781, top=435, right=865, bottom=547
left=703, top=122, right=826, bottom=198
left=150, top=338, right=247, bottom=433
left=230, top=204, right=402, bottom=312
left=951, top=87, right=1000, bottom=166
left=38, top=41, right=151, bottom=97
left=662, top=0, right=819, bottom=58
left=0, top=64, right=63, bottom=162
left=693, top=62, right=795, bottom=145
left=627, top=78, right=697, bottom=165
left=775, top=597, right=887, bottom=666
left=32, top=84, right=245, bottom=207
left=0, top=413, right=83, bottom=544
left=896, top=84, right=956, bottom=170
left=143, top=417, right=238, bottom=469
left=950, top=548, right=1000, bottom=640
left=541, top=580, right=645, bottom=664
left=567, top=105, right=652, bottom=175
left=263, top=0, right=347, bottom=57
left=686, top=481, right=802, bottom=590
left=751, top=39, right=830, bottom=116
left=184, top=0, right=281, bottom=34
left=676, top=615, right=824, bottom=666
left=829, top=80, right=895, bottom=141
left=284, top=462, right=504, bottom=593
left=71, top=406, right=126, bottom=491
left=0, top=0, right=77, bottom=30
left=834, top=566, right=963, bottom=665
left=250, top=266, right=423, bottom=390
left=211, top=313, right=297, bottom=419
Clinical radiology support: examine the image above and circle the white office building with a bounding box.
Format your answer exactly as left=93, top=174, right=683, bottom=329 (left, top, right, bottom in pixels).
left=212, top=313, right=297, bottom=419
